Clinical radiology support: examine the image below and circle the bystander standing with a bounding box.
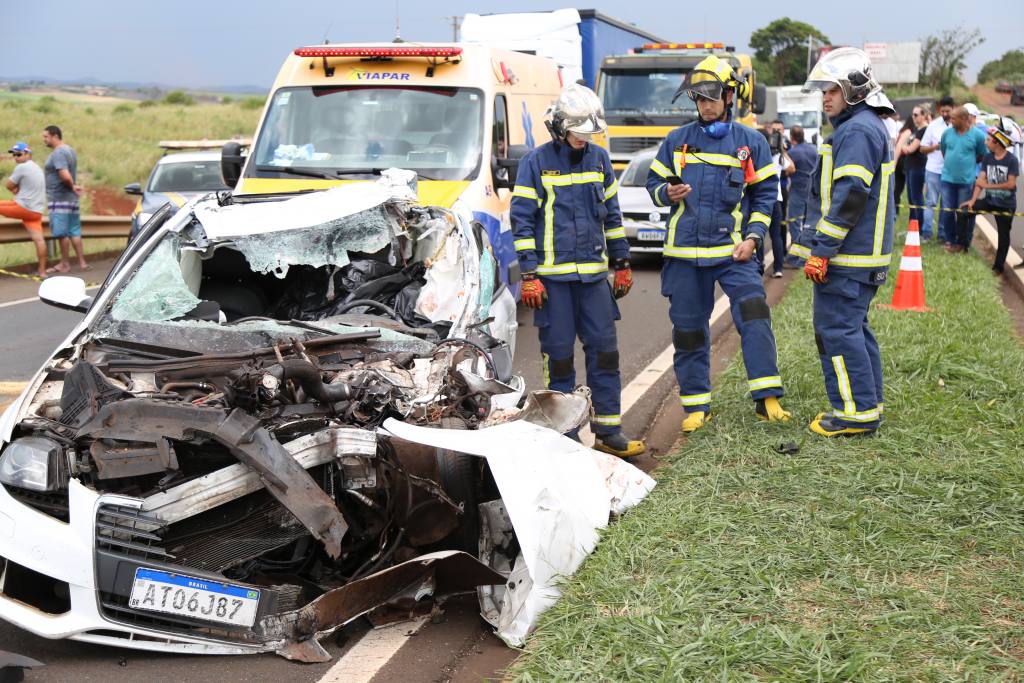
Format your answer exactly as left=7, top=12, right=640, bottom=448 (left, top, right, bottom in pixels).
left=42, top=125, right=89, bottom=273
left=0, top=142, right=48, bottom=278
left=959, top=126, right=1018, bottom=272
left=939, top=106, right=987, bottom=252
left=919, top=96, right=954, bottom=240
left=897, top=106, right=929, bottom=227
left=783, top=125, right=816, bottom=268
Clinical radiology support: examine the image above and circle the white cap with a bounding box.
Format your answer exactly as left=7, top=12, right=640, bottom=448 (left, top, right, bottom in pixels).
left=964, top=103, right=980, bottom=117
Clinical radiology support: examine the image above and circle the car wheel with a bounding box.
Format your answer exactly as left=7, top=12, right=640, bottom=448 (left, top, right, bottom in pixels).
left=434, top=417, right=480, bottom=555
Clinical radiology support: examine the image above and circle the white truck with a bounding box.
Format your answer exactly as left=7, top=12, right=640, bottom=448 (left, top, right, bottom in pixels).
left=763, top=85, right=824, bottom=145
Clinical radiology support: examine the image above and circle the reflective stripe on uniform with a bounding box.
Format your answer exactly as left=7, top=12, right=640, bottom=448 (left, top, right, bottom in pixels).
left=835, top=407, right=881, bottom=422
left=536, top=258, right=609, bottom=276
left=663, top=243, right=737, bottom=260
left=604, top=179, right=619, bottom=200
left=593, top=414, right=621, bottom=426
left=831, top=355, right=856, bottom=415
left=817, top=219, right=849, bottom=240
left=748, top=375, right=782, bottom=391
left=833, top=164, right=875, bottom=185
left=604, top=226, right=626, bottom=240
left=750, top=163, right=776, bottom=184
left=830, top=253, right=892, bottom=267
left=514, top=238, right=536, bottom=251
left=680, top=393, right=711, bottom=407
left=789, top=243, right=811, bottom=258
left=873, top=161, right=895, bottom=257
left=819, top=144, right=833, bottom=217
left=513, top=185, right=540, bottom=204
left=681, top=152, right=740, bottom=167
left=539, top=172, right=607, bottom=269
left=650, top=158, right=672, bottom=178
left=749, top=211, right=771, bottom=227
left=652, top=182, right=668, bottom=207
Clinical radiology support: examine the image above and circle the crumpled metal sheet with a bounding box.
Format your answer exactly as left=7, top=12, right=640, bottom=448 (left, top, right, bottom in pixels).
left=378, top=418, right=656, bottom=647
left=262, top=550, right=504, bottom=662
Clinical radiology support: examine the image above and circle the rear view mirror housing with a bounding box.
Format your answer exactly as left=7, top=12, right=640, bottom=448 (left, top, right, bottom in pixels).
left=752, top=83, right=767, bottom=115
left=39, top=276, right=92, bottom=313
left=123, top=182, right=143, bottom=196
left=221, top=141, right=246, bottom=189
left=493, top=144, right=531, bottom=189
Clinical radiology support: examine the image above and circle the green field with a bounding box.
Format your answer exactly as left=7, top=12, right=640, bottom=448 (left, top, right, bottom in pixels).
left=0, top=89, right=262, bottom=212
left=511, top=231, right=1024, bottom=681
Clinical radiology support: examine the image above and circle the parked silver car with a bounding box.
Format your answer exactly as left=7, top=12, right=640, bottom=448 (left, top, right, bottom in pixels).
left=618, top=148, right=668, bottom=255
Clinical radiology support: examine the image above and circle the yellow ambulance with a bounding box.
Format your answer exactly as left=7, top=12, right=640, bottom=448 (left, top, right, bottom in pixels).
left=223, top=43, right=563, bottom=284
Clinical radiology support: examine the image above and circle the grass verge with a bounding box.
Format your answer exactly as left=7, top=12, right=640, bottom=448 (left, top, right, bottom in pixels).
left=0, top=238, right=127, bottom=270
left=511, top=235, right=1024, bottom=681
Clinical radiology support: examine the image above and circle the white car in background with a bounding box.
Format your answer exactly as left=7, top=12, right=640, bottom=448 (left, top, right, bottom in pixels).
left=618, top=148, right=668, bottom=255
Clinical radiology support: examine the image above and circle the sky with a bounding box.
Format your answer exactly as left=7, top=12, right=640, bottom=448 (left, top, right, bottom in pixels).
left=2, top=0, right=1021, bottom=90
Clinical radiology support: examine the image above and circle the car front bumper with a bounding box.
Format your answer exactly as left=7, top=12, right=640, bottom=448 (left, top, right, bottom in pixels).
left=0, top=478, right=259, bottom=654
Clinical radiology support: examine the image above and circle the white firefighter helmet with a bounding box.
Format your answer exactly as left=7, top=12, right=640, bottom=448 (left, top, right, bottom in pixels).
left=546, top=83, right=607, bottom=141
left=804, top=47, right=894, bottom=114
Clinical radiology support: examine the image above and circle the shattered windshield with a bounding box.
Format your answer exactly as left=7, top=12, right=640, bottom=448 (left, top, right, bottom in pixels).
left=96, top=201, right=450, bottom=354
left=250, top=86, right=484, bottom=181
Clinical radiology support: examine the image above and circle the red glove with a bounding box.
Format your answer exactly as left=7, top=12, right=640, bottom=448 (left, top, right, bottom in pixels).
left=804, top=255, right=829, bottom=284
left=613, top=266, right=633, bottom=299
left=520, top=273, right=547, bottom=308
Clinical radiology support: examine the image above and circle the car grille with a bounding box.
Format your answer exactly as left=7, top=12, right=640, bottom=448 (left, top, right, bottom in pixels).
left=93, top=495, right=306, bottom=642
left=610, top=137, right=663, bottom=155
left=623, top=211, right=667, bottom=223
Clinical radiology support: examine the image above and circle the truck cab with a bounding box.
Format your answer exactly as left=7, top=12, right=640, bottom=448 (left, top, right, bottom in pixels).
left=222, top=43, right=562, bottom=287
left=597, top=43, right=765, bottom=172
left=765, top=86, right=824, bottom=146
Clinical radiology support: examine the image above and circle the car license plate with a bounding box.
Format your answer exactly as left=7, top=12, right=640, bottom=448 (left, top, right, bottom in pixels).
left=637, top=229, right=666, bottom=242
left=129, top=568, right=260, bottom=627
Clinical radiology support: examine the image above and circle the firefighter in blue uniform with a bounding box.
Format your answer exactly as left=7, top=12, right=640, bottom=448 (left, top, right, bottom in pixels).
left=797, top=47, right=895, bottom=436
left=646, top=55, right=791, bottom=433
left=510, top=84, right=645, bottom=457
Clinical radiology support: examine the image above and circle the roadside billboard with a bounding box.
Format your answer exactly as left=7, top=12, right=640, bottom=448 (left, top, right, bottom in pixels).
left=863, top=42, right=921, bottom=84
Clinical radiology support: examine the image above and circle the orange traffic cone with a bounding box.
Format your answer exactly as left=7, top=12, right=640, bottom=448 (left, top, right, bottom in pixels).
left=880, top=219, right=931, bottom=312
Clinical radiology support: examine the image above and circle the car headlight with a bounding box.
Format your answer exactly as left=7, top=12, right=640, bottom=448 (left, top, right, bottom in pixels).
left=0, top=436, right=66, bottom=492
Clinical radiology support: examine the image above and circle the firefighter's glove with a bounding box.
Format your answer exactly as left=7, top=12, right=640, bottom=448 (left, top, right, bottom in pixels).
left=804, top=255, right=829, bottom=284
left=520, top=272, right=547, bottom=309
left=612, top=259, right=633, bottom=299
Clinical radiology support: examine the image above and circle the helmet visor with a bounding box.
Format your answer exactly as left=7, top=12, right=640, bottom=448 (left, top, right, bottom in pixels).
left=674, top=69, right=725, bottom=103
left=802, top=79, right=837, bottom=94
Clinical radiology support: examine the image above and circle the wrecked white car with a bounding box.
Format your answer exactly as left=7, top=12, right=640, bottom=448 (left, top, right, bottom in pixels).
left=0, top=177, right=653, bottom=660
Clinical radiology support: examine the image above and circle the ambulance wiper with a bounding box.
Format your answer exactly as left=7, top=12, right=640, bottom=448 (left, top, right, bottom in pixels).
left=256, top=165, right=337, bottom=180
left=617, top=107, right=657, bottom=125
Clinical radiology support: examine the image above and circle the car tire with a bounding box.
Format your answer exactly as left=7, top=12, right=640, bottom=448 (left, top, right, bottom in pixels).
left=434, top=417, right=480, bottom=555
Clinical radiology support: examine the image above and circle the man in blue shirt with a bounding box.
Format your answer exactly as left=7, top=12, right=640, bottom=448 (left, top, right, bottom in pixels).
left=783, top=125, right=818, bottom=267
left=939, top=106, right=987, bottom=252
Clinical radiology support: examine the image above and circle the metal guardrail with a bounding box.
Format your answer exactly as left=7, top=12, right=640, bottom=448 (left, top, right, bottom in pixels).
left=0, top=216, right=131, bottom=244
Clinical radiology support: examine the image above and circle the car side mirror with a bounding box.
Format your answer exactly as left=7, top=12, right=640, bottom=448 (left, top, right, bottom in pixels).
left=39, top=276, right=92, bottom=313
left=123, top=182, right=143, bottom=196
left=493, top=144, right=530, bottom=189
left=752, top=84, right=767, bottom=115
left=221, top=141, right=246, bottom=189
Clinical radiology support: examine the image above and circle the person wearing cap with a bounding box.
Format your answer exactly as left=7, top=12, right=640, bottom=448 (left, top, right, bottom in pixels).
left=510, top=83, right=645, bottom=458
left=645, top=55, right=790, bottom=434
left=798, top=47, right=895, bottom=437
left=939, top=107, right=987, bottom=253
left=958, top=126, right=1019, bottom=273
left=1, top=142, right=48, bottom=278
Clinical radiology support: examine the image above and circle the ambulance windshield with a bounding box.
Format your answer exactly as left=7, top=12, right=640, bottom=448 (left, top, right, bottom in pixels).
left=251, top=86, right=484, bottom=181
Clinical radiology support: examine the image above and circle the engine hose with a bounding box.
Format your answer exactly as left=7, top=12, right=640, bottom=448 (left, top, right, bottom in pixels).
left=334, top=298, right=402, bottom=321
left=267, top=359, right=353, bottom=403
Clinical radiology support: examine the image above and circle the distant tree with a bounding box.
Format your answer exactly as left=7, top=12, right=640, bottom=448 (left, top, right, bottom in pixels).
left=163, top=90, right=196, bottom=106
left=749, top=19, right=830, bottom=86
left=138, top=99, right=157, bottom=108
left=112, top=103, right=133, bottom=115
left=978, top=49, right=1024, bottom=84
left=918, top=28, right=984, bottom=94
left=33, top=95, right=57, bottom=114
left=221, top=95, right=234, bottom=104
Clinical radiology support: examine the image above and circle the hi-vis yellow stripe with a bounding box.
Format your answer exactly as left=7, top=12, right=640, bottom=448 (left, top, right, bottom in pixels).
left=237, top=178, right=471, bottom=208
left=833, top=164, right=874, bottom=185
left=750, top=164, right=776, bottom=184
